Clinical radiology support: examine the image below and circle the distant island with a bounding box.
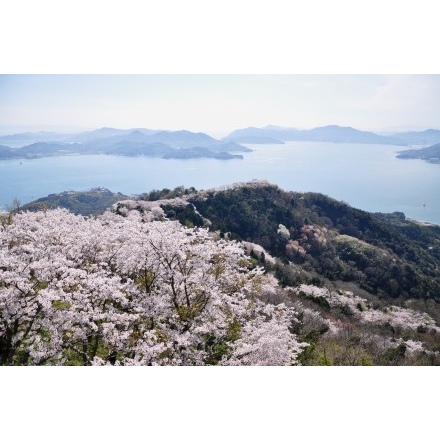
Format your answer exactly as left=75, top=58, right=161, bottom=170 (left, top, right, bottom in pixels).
left=396, top=142, right=440, bottom=164
left=223, top=125, right=439, bottom=145
left=2, top=125, right=440, bottom=162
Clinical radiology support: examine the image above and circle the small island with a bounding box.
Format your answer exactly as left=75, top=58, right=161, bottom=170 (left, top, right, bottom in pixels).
left=397, top=142, right=440, bottom=164
left=163, top=147, right=243, bottom=160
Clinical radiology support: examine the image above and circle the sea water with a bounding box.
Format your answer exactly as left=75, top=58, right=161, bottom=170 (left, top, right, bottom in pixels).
left=0, top=142, right=439, bottom=224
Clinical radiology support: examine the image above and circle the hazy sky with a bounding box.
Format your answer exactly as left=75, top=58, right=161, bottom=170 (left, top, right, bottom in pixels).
left=1, top=74, right=439, bottom=137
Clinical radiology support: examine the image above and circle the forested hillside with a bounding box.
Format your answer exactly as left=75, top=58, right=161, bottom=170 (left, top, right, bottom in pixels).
left=177, top=182, right=440, bottom=302
left=2, top=181, right=440, bottom=365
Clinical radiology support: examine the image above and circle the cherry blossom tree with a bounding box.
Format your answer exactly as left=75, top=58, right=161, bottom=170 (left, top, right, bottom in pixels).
left=0, top=208, right=306, bottom=365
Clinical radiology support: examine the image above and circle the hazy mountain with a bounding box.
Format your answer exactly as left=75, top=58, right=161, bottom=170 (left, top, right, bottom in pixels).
left=120, top=130, right=155, bottom=142
left=8, top=125, right=440, bottom=161
left=77, top=130, right=155, bottom=150
left=68, top=127, right=136, bottom=143
left=74, top=128, right=225, bottom=149
left=0, top=131, right=250, bottom=160
left=225, top=125, right=408, bottom=145
left=0, top=132, right=73, bottom=147
left=5, top=125, right=440, bottom=151
left=391, top=129, right=440, bottom=146
left=144, top=130, right=220, bottom=148
left=0, top=128, right=142, bottom=147
left=303, top=125, right=406, bottom=144
left=0, top=145, right=19, bottom=158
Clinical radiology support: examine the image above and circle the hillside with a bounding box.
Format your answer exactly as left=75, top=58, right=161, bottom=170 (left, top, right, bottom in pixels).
left=143, top=182, right=439, bottom=302
left=114, top=182, right=440, bottom=365
left=141, top=183, right=440, bottom=364
left=4, top=181, right=440, bottom=365
left=19, top=182, right=440, bottom=303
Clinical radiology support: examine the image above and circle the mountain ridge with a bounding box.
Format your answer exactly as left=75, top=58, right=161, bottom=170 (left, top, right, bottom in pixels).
left=3, top=125, right=440, bottom=162
left=3, top=125, right=440, bottom=149
left=224, top=125, right=409, bottom=145
left=0, top=128, right=249, bottom=160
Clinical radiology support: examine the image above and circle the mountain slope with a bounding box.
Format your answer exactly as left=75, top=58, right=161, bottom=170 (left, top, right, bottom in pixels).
left=10, top=181, right=440, bottom=365
left=173, top=183, right=440, bottom=302
left=116, top=182, right=440, bottom=365
left=19, top=181, right=440, bottom=303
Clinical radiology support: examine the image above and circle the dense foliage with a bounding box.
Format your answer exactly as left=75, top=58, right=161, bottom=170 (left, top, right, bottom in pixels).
left=186, top=183, right=440, bottom=302
left=0, top=208, right=305, bottom=365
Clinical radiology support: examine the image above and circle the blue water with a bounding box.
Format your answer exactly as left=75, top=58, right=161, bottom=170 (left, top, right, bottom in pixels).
left=0, top=142, right=439, bottom=224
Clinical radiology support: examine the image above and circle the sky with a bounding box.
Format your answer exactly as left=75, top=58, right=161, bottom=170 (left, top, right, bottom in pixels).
left=1, top=74, right=439, bottom=137
left=2, top=2, right=439, bottom=138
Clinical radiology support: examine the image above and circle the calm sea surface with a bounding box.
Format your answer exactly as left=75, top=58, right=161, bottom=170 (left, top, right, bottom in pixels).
left=1, top=142, right=439, bottom=224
